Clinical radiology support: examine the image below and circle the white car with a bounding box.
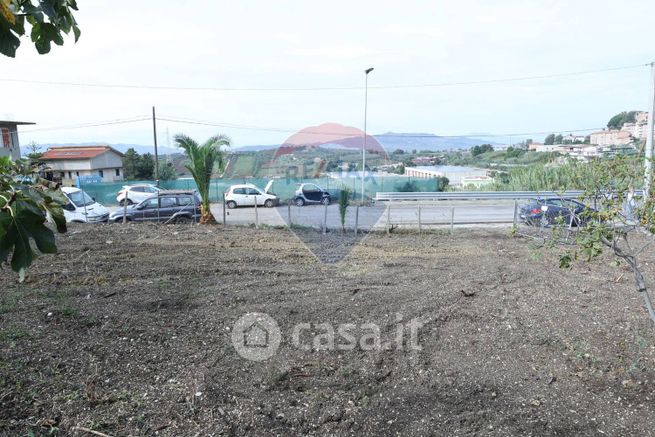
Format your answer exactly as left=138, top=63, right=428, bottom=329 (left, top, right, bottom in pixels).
left=60, top=187, right=110, bottom=223
left=224, top=181, right=278, bottom=209
left=116, top=184, right=161, bottom=206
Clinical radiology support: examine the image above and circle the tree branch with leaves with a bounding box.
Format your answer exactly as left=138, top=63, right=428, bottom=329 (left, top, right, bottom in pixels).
left=0, top=0, right=80, bottom=57
left=0, top=157, right=67, bottom=281
left=523, top=155, right=655, bottom=324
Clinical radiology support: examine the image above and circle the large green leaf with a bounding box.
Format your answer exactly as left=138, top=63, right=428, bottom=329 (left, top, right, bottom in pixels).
left=0, top=200, right=57, bottom=276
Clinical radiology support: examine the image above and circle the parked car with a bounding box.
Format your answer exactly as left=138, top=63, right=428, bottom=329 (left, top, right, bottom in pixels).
left=116, top=184, right=161, bottom=206
left=520, top=198, right=595, bottom=227
left=293, top=183, right=331, bottom=206
left=60, top=187, right=110, bottom=223
left=109, top=190, right=202, bottom=223
left=224, top=181, right=278, bottom=209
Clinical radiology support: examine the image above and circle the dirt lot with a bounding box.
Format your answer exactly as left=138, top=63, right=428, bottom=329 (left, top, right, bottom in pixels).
left=1, top=223, right=655, bottom=436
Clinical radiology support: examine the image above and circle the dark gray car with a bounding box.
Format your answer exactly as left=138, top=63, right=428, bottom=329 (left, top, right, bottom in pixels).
left=109, top=190, right=202, bottom=224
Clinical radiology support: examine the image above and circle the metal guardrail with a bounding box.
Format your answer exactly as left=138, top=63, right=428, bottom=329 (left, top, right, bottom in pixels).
left=375, top=190, right=588, bottom=202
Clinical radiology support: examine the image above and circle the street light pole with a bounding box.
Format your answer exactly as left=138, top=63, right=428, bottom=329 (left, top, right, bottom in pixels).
left=152, top=106, right=160, bottom=187
left=644, top=62, right=655, bottom=199
left=362, top=67, right=374, bottom=203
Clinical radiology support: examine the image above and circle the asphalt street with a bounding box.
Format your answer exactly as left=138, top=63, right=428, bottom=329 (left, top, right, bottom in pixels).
left=107, top=200, right=518, bottom=229
left=210, top=201, right=517, bottom=230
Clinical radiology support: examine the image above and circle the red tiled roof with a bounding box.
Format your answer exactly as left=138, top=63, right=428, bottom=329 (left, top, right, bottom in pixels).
left=41, top=146, right=124, bottom=160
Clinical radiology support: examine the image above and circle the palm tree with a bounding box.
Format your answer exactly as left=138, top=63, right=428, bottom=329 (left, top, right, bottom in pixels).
left=174, top=133, right=230, bottom=224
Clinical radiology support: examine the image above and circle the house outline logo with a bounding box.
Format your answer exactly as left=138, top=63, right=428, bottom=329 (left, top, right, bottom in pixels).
left=231, top=312, right=281, bottom=361
left=243, top=320, right=270, bottom=348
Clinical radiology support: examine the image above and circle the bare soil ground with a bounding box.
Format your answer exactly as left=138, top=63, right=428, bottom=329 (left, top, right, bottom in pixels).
left=1, top=224, right=655, bottom=436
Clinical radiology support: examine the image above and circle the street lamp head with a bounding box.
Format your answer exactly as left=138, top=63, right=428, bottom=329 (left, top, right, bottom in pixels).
left=365, top=67, right=374, bottom=74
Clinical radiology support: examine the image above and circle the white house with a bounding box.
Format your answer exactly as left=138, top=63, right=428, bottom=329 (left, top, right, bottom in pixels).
left=0, top=120, right=35, bottom=160
left=41, top=145, right=124, bottom=186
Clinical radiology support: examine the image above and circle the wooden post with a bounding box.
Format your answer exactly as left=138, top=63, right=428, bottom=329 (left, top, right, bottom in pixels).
left=418, top=204, right=422, bottom=234
left=122, top=196, right=127, bottom=224
left=254, top=195, right=259, bottom=229
left=323, top=200, right=328, bottom=234
left=450, top=206, right=455, bottom=234
left=222, top=192, right=226, bottom=225
left=354, top=205, right=359, bottom=235
left=287, top=201, right=292, bottom=227
left=513, top=199, right=518, bottom=228
left=386, top=203, right=391, bottom=235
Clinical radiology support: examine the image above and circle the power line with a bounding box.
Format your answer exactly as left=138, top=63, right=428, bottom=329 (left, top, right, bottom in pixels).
left=0, top=63, right=648, bottom=93
left=14, top=116, right=151, bottom=134
left=158, top=115, right=602, bottom=140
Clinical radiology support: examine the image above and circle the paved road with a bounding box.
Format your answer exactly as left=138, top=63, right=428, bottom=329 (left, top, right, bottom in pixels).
left=108, top=200, right=518, bottom=229
left=210, top=201, right=517, bottom=230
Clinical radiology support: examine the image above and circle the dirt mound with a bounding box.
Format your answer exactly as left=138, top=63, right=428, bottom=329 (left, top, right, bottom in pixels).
left=1, top=223, right=654, bottom=436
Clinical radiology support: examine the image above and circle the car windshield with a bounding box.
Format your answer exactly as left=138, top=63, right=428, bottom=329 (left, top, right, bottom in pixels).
left=68, top=190, right=95, bottom=207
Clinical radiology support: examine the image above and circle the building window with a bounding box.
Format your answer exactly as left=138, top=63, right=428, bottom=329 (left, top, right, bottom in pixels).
left=76, top=171, right=79, bottom=176
left=68, top=172, right=72, bottom=179
left=1, top=128, right=10, bottom=148
left=115, top=168, right=120, bottom=177
left=98, top=170, right=104, bottom=178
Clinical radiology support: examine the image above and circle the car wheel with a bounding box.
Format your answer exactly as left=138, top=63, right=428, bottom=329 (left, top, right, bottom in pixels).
left=539, top=215, right=549, bottom=227
left=226, top=200, right=237, bottom=209
left=264, top=199, right=274, bottom=208
left=175, top=216, right=192, bottom=224
left=295, top=197, right=305, bottom=207
left=321, top=196, right=331, bottom=206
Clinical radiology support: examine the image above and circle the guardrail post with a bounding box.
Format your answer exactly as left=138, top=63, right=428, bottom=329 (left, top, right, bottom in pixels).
left=513, top=199, right=518, bottom=228
left=418, top=204, right=422, bottom=234
left=354, top=205, right=359, bottom=235
left=450, top=206, right=454, bottom=234
left=254, top=195, right=259, bottom=229
left=386, top=203, right=391, bottom=235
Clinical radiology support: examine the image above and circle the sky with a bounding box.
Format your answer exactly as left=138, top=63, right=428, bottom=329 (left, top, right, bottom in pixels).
left=1, top=0, right=654, bottom=149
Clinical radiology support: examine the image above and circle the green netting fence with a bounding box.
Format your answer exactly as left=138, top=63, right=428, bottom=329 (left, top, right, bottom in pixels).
left=78, top=175, right=445, bottom=206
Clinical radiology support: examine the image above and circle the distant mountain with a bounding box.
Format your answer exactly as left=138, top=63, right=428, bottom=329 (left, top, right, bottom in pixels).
left=231, top=132, right=496, bottom=153
left=232, top=144, right=279, bottom=152
left=373, top=132, right=497, bottom=152
left=39, top=132, right=495, bottom=157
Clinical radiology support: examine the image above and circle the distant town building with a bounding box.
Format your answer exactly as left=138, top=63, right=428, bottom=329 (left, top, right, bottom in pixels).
left=404, top=166, right=444, bottom=179
left=530, top=143, right=562, bottom=153
left=561, top=134, right=586, bottom=143
left=411, top=156, right=439, bottom=165
left=41, top=145, right=125, bottom=186
left=405, top=165, right=488, bottom=186
left=589, top=129, right=632, bottom=146
left=0, top=120, right=35, bottom=160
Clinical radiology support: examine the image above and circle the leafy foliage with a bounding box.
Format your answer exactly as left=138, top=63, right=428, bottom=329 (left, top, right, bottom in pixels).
left=122, top=149, right=177, bottom=180
left=338, top=188, right=350, bottom=232
left=175, top=134, right=230, bottom=224
left=0, top=157, right=67, bottom=280
left=158, top=160, right=177, bottom=181
left=0, top=0, right=80, bottom=57
left=607, top=111, right=638, bottom=129
left=523, top=155, right=655, bottom=323
left=471, top=144, right=494, bottom=156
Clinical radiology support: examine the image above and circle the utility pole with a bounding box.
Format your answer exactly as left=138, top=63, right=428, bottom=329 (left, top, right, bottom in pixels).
left=152, top=106, right=160, bottom=186
left=644, top=62, right=655, bottom=200
left=362, top=67, right=374, bottom=203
